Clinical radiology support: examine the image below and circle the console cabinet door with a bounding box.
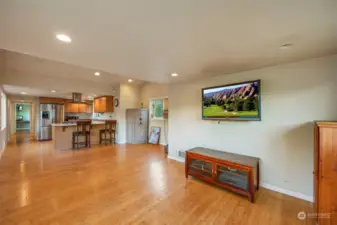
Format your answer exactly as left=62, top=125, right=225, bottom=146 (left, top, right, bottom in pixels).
left=216, top=164, right=249, bottom=191
left=188, top=158, right=213, bottom=178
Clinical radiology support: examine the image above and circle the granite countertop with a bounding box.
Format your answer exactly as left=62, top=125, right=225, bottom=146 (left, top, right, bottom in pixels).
left=52, top=121, right=106, bottom=127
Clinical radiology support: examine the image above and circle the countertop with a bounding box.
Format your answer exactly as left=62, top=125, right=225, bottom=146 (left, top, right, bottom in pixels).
left=52, top=121, right=106, bottom=127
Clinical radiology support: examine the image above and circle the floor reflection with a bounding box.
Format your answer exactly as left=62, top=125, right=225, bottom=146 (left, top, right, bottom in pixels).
left=19, top=181, right=30, bottom=207
left=149, top=161, right=167, bottom=195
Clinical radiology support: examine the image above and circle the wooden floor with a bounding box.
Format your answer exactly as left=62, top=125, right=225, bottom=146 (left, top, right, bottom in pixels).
left=0, top=133, right=314, bottom=225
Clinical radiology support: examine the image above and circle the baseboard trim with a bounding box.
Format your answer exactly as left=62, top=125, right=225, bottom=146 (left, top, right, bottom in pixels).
left=167, top=155, right=313, bottom=203
left=260, top=182, right=313, bottom=202
left=167, top=155, right=185, bottom=163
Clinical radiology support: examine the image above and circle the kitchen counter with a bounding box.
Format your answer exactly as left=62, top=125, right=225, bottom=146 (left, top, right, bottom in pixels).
left=51, top=121, right=105, bottom=127
left=52, top=121, right=114, bottom=150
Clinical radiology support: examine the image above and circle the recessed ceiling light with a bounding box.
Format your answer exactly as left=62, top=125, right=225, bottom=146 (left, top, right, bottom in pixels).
left=21, top=92, right=26, bottom=95
left=94, top=72, right=100, bottom=76
left=279, top=43, right=293, bottom=50
left=128, top=79, right=133, bottom=83
left=171, top=73, right=178, bottom=77
left=56, top=34, right=72, bottom=43
left=51, top=90, right=56, bottom=93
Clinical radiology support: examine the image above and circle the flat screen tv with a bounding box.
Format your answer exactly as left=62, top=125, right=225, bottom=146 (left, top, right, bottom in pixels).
left=202, top=80, right=261, bottom=121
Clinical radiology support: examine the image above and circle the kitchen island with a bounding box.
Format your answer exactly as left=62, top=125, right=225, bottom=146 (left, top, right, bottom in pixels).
left=52, top=121, right=108, bottom=150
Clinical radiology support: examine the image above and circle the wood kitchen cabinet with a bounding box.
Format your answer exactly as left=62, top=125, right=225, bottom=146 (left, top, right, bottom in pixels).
left=65, top=103, right=79, bottom=113
left=78, top=104, right=87, bottom=113
left=86, top=104, right=93, bottom=113
left=94, top=96, right=114, bottom=113
left=65, top=103, right=93, bottom=113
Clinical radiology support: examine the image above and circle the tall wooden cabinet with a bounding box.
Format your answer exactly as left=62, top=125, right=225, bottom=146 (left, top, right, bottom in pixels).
left=314, top=122, right=337, bottom=225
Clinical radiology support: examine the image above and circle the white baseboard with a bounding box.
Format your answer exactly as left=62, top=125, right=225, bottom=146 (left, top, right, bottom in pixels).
left=260, top=182, right=313, bottom=202
left=167, top=156, right=313, bottom=203
left=167, top=155, right=185, bottom=163
left=159, top=141, right=167, bottom=146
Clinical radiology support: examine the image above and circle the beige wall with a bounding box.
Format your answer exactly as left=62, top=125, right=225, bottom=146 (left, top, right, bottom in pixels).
left=140, top=83, right=169, bottom=108
left=0, top=85, right=8, bottom=158
left=168, top=54, right=337, bottom=200
left=140, top=83, right=169, bottom=145
left=0, top=52, right=8, bottom=156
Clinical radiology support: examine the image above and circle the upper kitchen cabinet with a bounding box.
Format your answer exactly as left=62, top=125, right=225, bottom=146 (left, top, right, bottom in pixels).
left=65, top=102, right=93, bottom=113
left=94, top=96, right=114, bottom=113
left=64, top=103, right=79, bottom=113
left=78, top=104, right=87, bottom=113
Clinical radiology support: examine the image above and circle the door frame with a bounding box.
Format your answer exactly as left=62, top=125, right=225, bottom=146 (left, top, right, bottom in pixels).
left=11, top=101, right=34, bottom=134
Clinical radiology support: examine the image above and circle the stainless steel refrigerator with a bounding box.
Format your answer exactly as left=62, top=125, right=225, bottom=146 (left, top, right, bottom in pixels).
left=39, top=104, right=63, bottom=140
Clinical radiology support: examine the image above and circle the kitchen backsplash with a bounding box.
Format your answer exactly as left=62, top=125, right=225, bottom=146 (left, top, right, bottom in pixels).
left=93, top=112, right=115, bottom=120
left=64, top=112, right=116, bottom=120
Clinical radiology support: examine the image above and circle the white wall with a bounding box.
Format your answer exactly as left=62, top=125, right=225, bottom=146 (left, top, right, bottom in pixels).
left=168, top=54, right=337, bottom=198
left=140, top=83, right=169, bottom=145
left=0, top=86, right=8, bottom=158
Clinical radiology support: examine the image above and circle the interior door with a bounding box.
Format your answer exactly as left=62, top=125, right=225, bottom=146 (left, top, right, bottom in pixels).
left=134, top=109, right=148, bottom=144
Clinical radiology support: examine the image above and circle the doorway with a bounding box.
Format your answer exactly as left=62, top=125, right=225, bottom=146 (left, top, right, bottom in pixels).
left=15, top=103, right=31, bottom=132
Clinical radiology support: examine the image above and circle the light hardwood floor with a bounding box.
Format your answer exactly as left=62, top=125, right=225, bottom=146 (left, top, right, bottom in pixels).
left=0, top=133, right=314, bottom=225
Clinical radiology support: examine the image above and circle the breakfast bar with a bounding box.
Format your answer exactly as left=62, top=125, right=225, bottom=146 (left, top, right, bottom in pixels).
left=52, top=121, right=107, bottom=150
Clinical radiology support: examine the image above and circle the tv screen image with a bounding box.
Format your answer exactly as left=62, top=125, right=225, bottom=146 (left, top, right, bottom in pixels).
left=202, top=80, right=261, bottom=121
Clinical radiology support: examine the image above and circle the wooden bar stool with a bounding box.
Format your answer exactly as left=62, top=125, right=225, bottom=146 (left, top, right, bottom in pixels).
left=99, top=120, right=117, bottom=145
left=72, top=120, right=92, bottom=149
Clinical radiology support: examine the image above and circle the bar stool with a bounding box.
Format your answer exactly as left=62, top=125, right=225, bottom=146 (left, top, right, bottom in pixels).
left=72, top=120, right=92, bottom=149
left=99, top=120, right=117, bottom=145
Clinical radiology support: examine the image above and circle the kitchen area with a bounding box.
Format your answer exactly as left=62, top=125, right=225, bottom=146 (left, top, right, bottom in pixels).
left=38, top=93, right=118, bottom=150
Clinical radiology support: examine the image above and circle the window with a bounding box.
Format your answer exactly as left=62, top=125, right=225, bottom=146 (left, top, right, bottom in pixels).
left=150, top=98, right=164, bottom=120
left=1, top=93, right=6, bottom=130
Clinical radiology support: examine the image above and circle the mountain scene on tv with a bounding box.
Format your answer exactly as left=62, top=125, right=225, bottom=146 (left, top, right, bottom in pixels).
left=203, top=81, right=260, bottom=118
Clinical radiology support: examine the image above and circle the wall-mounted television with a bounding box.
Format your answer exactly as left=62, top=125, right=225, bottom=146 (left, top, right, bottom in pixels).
left=202, top=80, right=261, bottom=121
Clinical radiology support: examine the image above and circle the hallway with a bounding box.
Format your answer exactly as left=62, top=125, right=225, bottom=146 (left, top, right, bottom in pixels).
left=9, top=131, right=36, bottom=144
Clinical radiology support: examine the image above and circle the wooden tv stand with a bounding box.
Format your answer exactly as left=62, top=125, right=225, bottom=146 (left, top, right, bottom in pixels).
left=185, top=147, right=260, bottom=202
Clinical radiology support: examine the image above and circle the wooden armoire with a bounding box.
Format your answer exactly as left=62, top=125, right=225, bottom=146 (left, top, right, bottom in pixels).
left=314, top=122, right=337, bottom=225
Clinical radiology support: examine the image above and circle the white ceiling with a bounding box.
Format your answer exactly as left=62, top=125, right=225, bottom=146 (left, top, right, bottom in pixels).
left=0, top=50, right=123, bottom=97
left=1, top=0, right=337, bottom=83
left=3, top=84, right=73, bottom=99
